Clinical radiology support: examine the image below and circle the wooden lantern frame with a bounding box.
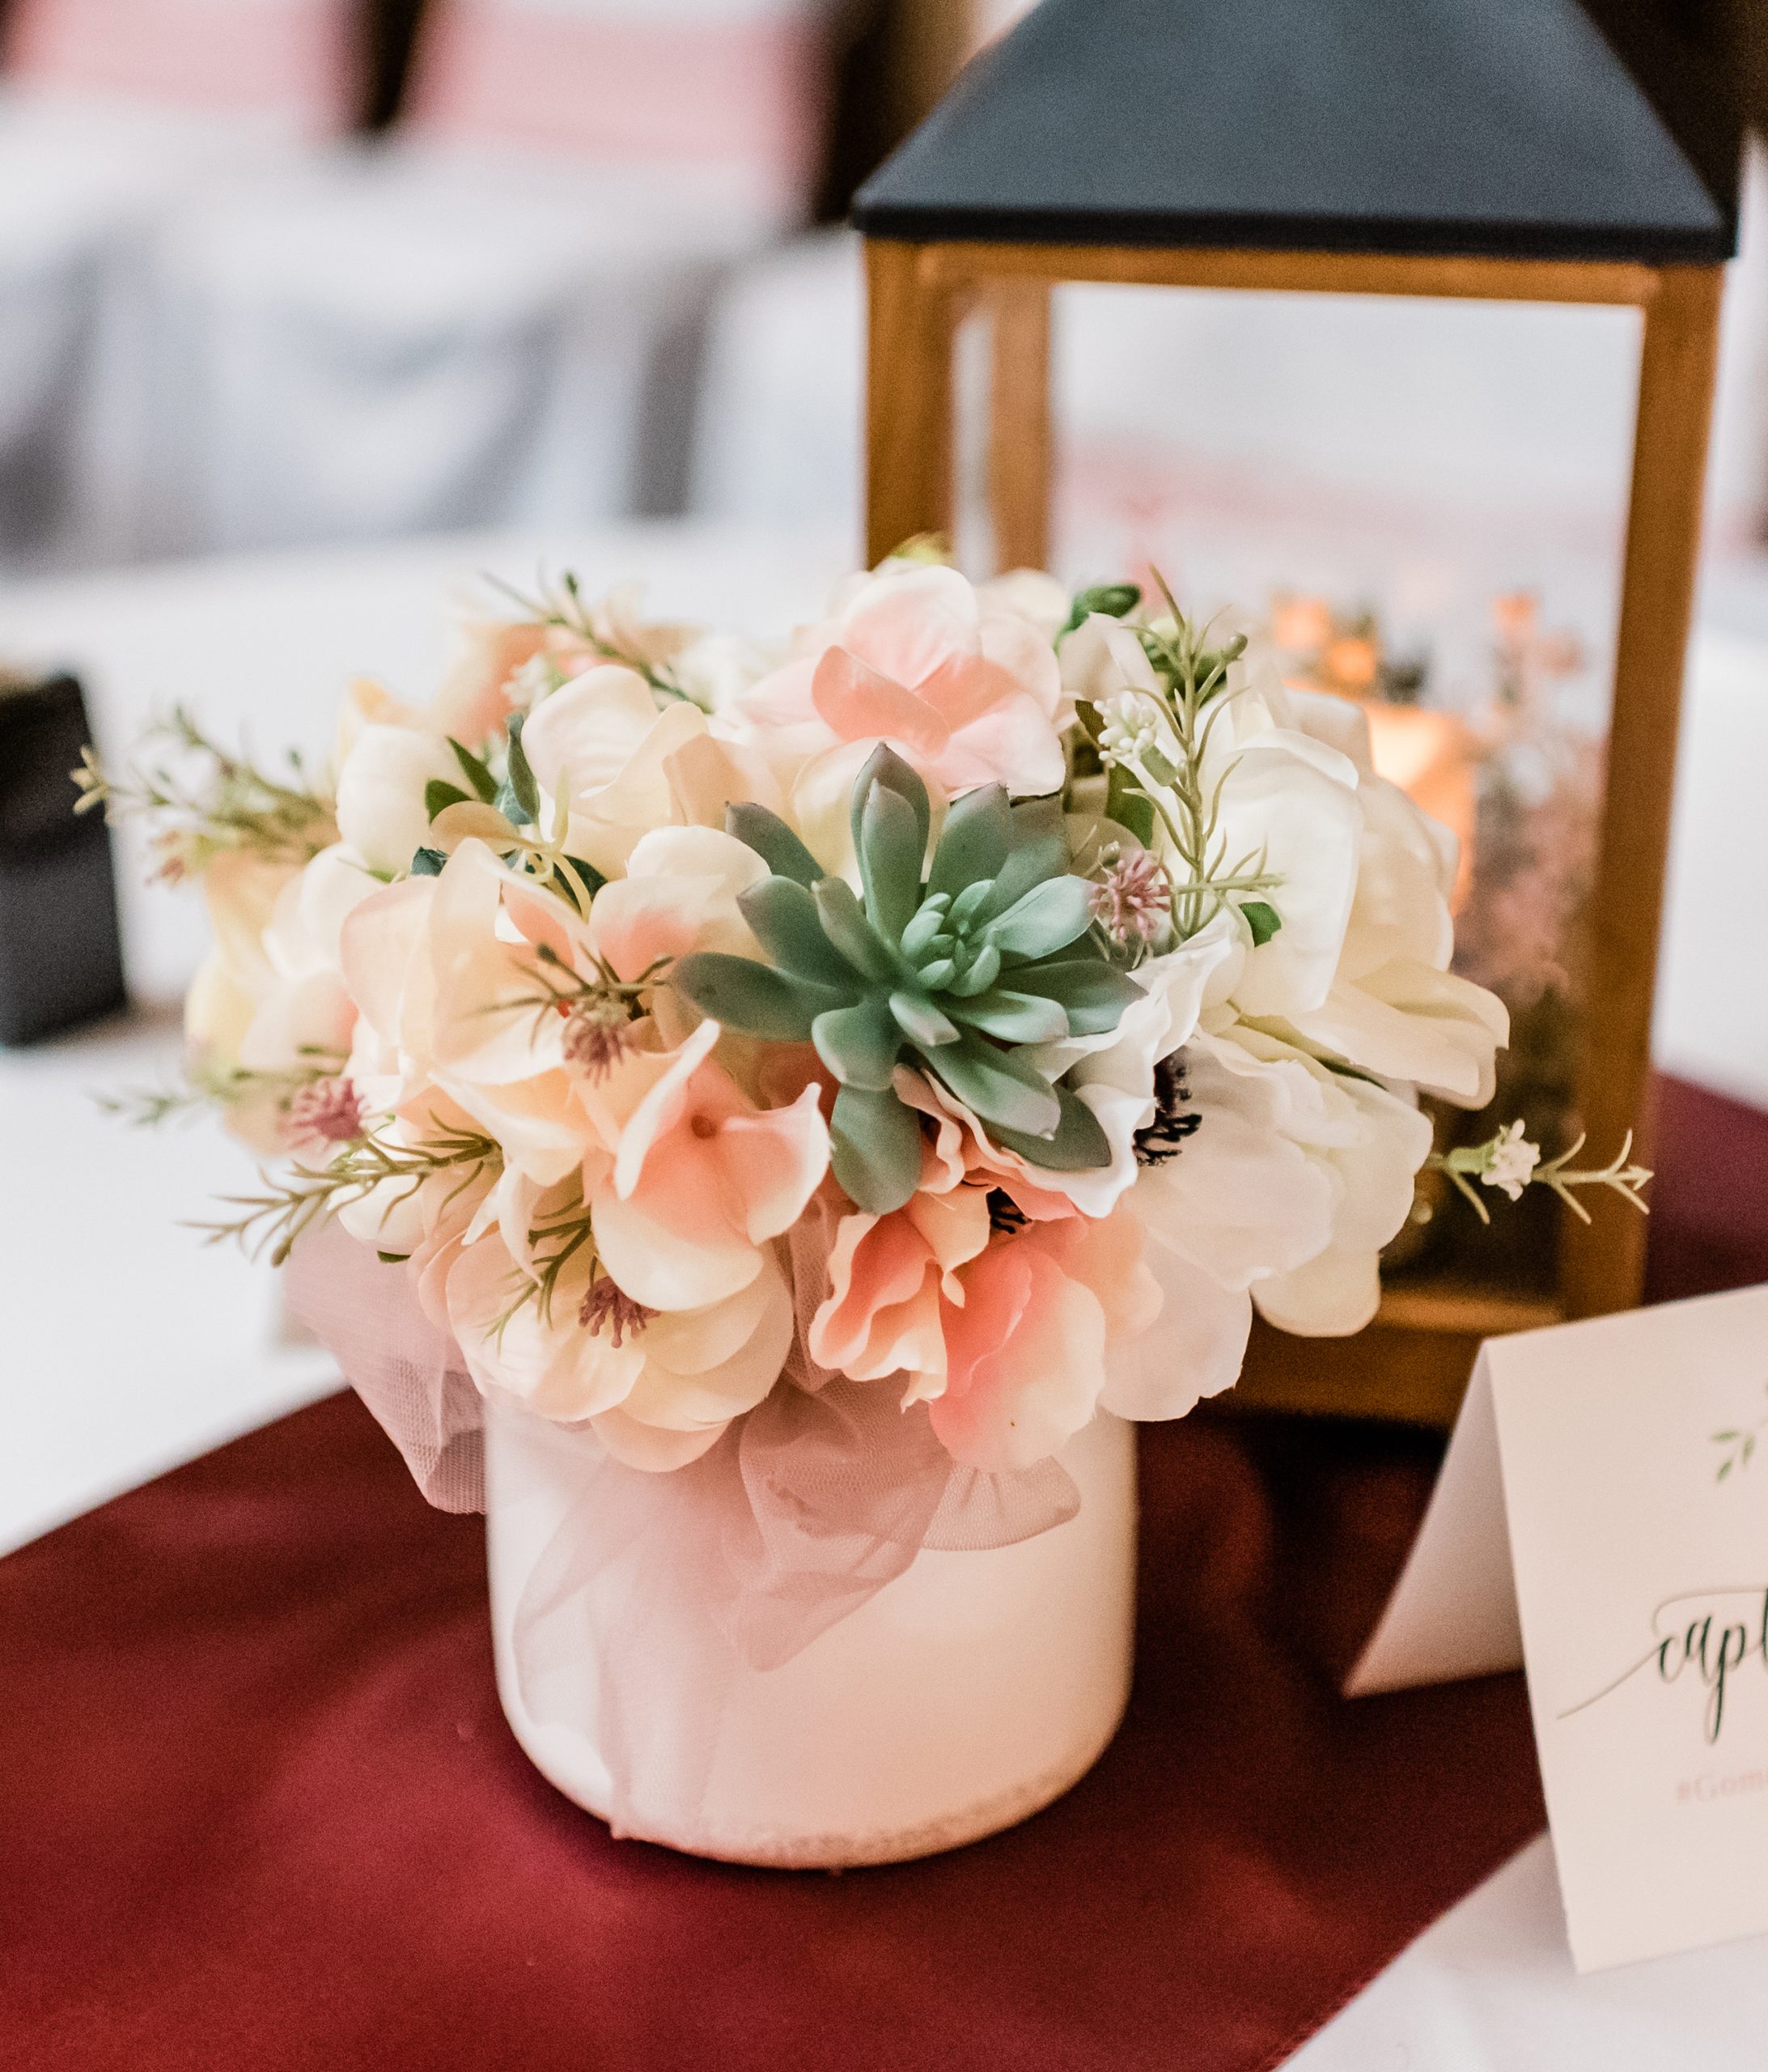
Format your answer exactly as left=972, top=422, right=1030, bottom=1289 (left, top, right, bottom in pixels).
left=863, top=237, right=1723, bottom=1422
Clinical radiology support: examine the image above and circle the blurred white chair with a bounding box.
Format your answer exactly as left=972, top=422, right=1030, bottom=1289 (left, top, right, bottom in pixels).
left=145, top=0, right=835, bottom=558
left=0, top=0, right=354, bottom=566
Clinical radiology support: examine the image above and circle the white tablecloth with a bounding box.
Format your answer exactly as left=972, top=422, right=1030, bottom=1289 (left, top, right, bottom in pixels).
left=2, top=521, right=1764, bottom=2063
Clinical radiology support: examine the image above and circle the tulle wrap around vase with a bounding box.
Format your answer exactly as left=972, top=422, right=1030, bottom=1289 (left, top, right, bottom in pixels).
left=286, top=1219, right=1138, bottom=1867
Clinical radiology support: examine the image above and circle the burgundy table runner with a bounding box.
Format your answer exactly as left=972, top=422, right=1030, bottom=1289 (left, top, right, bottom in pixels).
left=4, top=1071, right=1757, bottom=2072
left=2, top=1394, right=1541, bottom=2072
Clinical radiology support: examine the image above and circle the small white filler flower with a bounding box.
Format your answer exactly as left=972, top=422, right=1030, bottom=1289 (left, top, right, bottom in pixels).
left=1482, top=1119, right=1541, bottom=1201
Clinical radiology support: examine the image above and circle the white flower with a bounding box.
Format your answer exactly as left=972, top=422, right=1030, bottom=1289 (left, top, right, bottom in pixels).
left=1011, top=919, right=1238, bottom=1217
left=518, top=664, right=709, bottom=877
left=333, top=722, right=460, bottom=879
left=671, top=632, right=777, bottom=713
left=1097, top=693, right=1163, bottom=766
left=1264, top=706, right=1508, bottom=1107
left=1482, top=1119, right=1541, bottom=1201
left=1129, top=1025, right=1431, bottom=1341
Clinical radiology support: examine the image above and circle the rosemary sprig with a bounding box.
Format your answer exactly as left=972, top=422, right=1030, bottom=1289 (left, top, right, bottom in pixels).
left=1429, top=1123, right=1651, bottom=1226
left=74, top=705, right=337, bottom=876
left=95, top=1050, right=343, bottom=1128
left=1530, top=1131, right=1652, bottom=1225
left=492, top=1178, right=597, bottom=1338
left=483, top=569, right=691, bottom=704
left=197, top=1122, right=500, bottom=1266
left=1077, top=583, right=1281, bottom=943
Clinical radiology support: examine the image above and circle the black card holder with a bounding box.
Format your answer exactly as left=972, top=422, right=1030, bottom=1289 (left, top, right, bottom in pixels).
left=0, top=673, right=128, bottom=1045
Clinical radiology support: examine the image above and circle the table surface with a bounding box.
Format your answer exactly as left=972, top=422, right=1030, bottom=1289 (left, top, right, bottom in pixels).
left=2, top=522, right=1766, bottom=2067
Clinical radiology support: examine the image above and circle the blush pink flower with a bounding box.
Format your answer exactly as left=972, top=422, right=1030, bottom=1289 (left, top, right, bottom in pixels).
left=444, top=1207, right=797, bottom=1471
left=721, top=563, right=1068, bottom=815
left=287, top=1075, right=365, bottom=1145
left=1091, top=847, right=1170, bottom=947
left=587, top=1017, right=830, bottom=1312
left=808, top=1096, right=990, bottom=1399
left=928, top=1209, right=1162, bottom=1471
left=430, top=619, right=595, bottom=745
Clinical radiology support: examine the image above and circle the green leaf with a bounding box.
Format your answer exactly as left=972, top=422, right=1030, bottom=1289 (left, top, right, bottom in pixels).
left=425, top=778, right=472, bottom=822
left=830, top=1085, right=924, bottom=1214
left=1194, top=637, right=1246, bottom=698
left=850, top=742, right=930, bottom=876
left=670, top=953, right=830, bottom=1039
left=1011, top=794, right=1066, bottom=846
left=857, top=778, right=923, bottom=944
left=931, top=1031, right=1062, bottom=1136
left=740, top=877, right=857, bottom=987
left=948, top=880, right=993, bottom=931
left=943, top=988, right=1070, bottom=1045
left=1105, top=764, right=1156, bottom=847
left=1060, top=583, right=1141, bottom=637
left=1010, top=959, right=1143, bottom=1034
left=899, top=899, right=952, bottom=962
left=943, top=942, right=1001, bottom=997
left=991, top=1084, right=1114, bottom=1170
left=981, top=820, right=1068, bottom=928
left=926, top=783, right=1011, bottom=901
left=888, top=989, right=960, bottom=1048
left=409, top=846, right=447, bottom=877
left=812, top=877, right=903, bottom=985
left=504, top=712, right=541, bottom=822
left=376, top=1250, right=411, bottom=1264
left=1240, top=900, right=1283, bottom=947
left=812, top=997, right=902, bottom=1091
left=983, top=877, right=1095, bottom=960
left=447, top=737, right=500, bottom=803
left=726, top=802, right=825, bottom=887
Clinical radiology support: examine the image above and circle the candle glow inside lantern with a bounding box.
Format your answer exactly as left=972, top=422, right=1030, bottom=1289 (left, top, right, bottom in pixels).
left=852, top=0, right=1740, bottom=1422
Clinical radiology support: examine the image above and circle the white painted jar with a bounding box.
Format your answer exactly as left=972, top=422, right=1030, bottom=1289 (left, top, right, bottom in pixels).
left=484, top=1396, right=1138, bottom=1868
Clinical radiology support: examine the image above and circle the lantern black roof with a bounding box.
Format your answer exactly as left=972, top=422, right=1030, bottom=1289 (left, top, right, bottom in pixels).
left=851, top=0, right=1738, bottom=265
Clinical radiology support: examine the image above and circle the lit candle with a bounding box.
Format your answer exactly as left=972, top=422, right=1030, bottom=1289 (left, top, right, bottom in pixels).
left=1361, top=703, right=1478, bottom=912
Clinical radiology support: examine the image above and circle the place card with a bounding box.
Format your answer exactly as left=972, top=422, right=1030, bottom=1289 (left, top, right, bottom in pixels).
left=1350, top=1284, right=1768, bottom=1972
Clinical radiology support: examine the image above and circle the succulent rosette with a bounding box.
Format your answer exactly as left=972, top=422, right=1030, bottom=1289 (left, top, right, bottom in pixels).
left=87, top=556, right=1648, bottom=1479
left=671, top=746, right=1143, bottom=1214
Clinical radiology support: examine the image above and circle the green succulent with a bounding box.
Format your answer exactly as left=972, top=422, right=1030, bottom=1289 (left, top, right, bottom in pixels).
left=669, top=745, right=1143, bottom=1215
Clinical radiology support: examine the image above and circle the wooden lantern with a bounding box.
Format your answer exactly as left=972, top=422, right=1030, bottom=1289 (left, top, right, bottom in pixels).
left=853, top=0, right=1740, bottom=1423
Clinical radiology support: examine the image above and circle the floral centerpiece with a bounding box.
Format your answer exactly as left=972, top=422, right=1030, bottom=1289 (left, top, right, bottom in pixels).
left=83, top=552, right=1643, bottom=1865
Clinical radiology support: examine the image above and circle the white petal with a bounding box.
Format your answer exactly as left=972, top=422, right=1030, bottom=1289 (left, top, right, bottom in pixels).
left=1252, top=1246, right=1383, bottom=1336
left=1219, top=734, right=1363, bottom=1020
left=1283, top=960, right=1507, bottom=1106
left=1099, top=1243, right=1252, bottom=1420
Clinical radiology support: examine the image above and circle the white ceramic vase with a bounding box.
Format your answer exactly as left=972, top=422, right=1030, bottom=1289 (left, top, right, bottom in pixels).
left=484, top=1395, right=1138, bottom=1868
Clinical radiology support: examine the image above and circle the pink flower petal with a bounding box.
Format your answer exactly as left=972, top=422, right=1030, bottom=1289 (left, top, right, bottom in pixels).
left=810, top=645, right=951, bottom=762
left=931, top=1242, right=1106, bottom=1471
left=609, top=1018, right=721, bottom=1199
left=934, top=691, right=1067, bottom=796
left=714, top=1082, right=831, bottom=1243
left=840, top=563, right=977, bottom=690
left=914, top=650, right=1018, bottom=734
